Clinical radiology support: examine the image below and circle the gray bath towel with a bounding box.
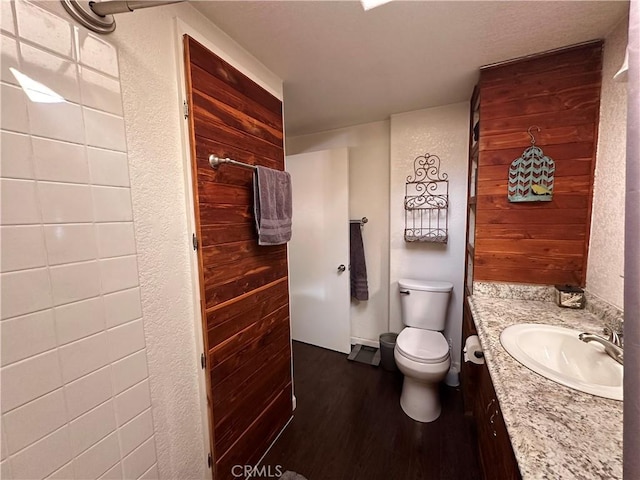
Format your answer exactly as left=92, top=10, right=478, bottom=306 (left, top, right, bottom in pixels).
left=253, top=166, right=292, bottom=245
left=350, top=222, right=369, bottom=301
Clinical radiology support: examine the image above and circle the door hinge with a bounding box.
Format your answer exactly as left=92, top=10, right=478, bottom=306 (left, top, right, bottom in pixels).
left=207, top=453, right=212, bottom=469
left=201, top=353, right=206, bottom=369
left=192, top=233, right=198, bottom=251
left=183, top=100, right=189, bottom=119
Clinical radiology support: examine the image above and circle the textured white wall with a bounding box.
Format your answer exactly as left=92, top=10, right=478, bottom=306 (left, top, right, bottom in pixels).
left=287, top=121, right=391, bottom=344
left=109, top=4, right=283, bottom=479
left=587, top=16, right=629, bottom=310
left=389, top=103, right=469, bottom=370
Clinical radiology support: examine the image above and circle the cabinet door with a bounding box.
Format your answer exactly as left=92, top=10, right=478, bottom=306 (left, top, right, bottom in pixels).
left=476, top=366, right=497, bottom=479
left=477, top=364, right=521, bottom=480
left=490, top=399, right=521, bottom=480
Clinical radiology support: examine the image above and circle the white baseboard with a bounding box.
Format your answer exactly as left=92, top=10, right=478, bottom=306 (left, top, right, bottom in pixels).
left=350, top=336, right=380, bottom=348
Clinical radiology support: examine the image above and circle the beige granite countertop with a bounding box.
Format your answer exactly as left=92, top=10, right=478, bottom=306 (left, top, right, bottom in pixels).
left=469, top=294, right=623, bottom=480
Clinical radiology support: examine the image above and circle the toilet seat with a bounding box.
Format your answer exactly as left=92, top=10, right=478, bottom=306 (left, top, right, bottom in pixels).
left=396, top=328, right=449, bottom=364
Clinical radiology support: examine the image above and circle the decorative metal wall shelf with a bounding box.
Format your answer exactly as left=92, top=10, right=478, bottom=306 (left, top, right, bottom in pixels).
left=508, top=126, right=555, bottom=202
left=404, top=153, right=449, bottom=243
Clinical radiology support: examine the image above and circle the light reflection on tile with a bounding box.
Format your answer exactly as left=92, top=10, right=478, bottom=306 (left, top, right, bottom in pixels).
left=20, top=42, right=80, bottom=103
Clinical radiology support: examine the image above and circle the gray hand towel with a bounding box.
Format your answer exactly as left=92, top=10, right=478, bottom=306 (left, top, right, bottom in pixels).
left=253, top=166, right=292, bottom=245
left=350, top=222, right=369, bottom=301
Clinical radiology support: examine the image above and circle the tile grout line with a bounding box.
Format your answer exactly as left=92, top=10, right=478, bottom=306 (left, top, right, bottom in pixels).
left=0, top=285, right=141, bottom=323
left=1, top=128, right=128, bottom=154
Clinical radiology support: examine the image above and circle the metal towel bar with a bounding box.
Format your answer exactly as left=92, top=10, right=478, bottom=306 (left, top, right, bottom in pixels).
left=350, top=217, right=368, bottom=225
left=209, top=154, right=257, bottom=170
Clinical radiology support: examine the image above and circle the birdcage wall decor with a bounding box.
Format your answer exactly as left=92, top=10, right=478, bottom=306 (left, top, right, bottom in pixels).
left=404, top=153, right=449, bottom=243
left=508, top=126, right=556, bottom=202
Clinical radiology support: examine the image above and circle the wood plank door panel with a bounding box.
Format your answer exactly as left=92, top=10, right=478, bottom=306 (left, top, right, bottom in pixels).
left=183, top=35, right=292, bottom=480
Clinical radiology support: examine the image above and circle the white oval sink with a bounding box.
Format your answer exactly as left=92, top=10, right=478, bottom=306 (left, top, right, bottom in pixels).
left=500, top=324, right=623, bottom=401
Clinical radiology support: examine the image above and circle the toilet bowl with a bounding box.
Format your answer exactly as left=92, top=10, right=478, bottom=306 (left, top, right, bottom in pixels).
left=394, top=279, right=453, bottom=423
left=394, top=328, right=451, bottom=422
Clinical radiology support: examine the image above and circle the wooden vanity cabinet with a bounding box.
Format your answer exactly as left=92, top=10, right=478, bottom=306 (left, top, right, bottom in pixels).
left=475, top=362, right=521, bottom=480
left=462, top=302, right=521, bottom=480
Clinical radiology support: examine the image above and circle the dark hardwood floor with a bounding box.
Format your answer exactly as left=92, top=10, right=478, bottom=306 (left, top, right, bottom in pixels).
left=260, top=341, right=482, bottom=480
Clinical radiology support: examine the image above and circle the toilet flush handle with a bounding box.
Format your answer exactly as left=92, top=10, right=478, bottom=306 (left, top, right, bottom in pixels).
left=399, top=290, right=410, bottom=295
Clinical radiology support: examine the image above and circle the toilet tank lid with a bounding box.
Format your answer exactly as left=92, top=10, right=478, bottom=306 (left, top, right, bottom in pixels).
left=398, top=279, right=453, bottom=292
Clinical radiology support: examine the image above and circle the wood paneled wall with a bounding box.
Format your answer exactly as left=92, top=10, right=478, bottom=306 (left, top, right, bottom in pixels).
left=184, top=36, right=292, bottom=480
left=474, top=42, right=603, bottom=286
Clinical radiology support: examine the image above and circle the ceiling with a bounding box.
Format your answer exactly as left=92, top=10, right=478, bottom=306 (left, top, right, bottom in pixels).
left=193, top=1, right=629, bottom=137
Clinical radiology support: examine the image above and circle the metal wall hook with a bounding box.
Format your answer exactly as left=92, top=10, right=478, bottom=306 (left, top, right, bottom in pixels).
left=527, top=125, right=541, bottom=145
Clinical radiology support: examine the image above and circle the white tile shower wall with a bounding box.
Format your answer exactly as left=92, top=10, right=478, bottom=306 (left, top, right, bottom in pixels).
left=0, top=2, right=157, bottom=479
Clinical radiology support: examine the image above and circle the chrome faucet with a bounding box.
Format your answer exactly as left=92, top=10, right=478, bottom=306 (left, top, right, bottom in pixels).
left=603, top=325, right=624, bottom=348
left=578, top=332, right=624, bottom=365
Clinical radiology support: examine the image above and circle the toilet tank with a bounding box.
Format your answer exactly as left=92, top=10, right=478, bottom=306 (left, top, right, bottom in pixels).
left=399, top=279, right=453, bottom=331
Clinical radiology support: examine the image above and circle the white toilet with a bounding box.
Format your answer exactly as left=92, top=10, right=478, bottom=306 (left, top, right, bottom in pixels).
left=394, top=278, right=453, bottom=423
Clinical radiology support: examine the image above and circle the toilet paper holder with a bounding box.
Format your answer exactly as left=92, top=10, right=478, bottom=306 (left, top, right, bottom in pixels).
left=463, top=335, right=485, bottom=364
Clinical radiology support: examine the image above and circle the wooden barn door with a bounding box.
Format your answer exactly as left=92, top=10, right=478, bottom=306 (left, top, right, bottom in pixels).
left=183, top=36, right=293, bottom=479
